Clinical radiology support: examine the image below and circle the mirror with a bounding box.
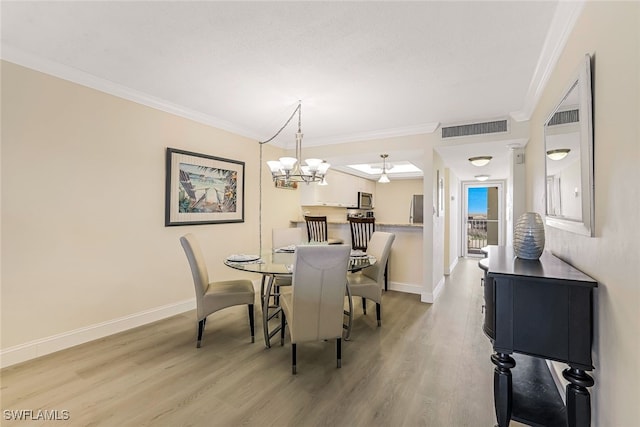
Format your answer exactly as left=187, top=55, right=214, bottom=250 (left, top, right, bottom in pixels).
left=544, top=54, right=594, bottom=236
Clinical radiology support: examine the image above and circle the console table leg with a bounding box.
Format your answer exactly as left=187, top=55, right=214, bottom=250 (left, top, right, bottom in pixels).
left=491, top=352, right=516, bottom=427
left=563, top=367, right=594, bottom=427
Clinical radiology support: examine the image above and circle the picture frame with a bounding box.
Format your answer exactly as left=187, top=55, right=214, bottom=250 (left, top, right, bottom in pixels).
left=165, top=148, right=244, bottom=226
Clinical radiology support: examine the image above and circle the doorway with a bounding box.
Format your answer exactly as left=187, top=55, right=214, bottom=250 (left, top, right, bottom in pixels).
left=462, top=182, right=502, bottom=256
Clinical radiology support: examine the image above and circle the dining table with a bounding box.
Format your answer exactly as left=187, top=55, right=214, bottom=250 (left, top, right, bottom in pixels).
left=224, top=246, right=376, bottom=347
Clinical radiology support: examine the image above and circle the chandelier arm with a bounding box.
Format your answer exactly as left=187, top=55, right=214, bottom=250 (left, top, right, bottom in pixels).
left=258, top=101, right=302, bottom=145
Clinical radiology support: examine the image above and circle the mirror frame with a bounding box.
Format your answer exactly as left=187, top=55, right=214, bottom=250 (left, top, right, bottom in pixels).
left=544, top=54, right=594, bottom=237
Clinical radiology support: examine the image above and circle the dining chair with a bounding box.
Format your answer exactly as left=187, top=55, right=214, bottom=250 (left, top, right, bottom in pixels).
left=264, top=227, right=305, bottom=298
left=180, top=233, right=255, bottom=348
left=348, top=217, right=375, bottom=251
left=304, top=215, right=328, bottom=242
left=279, top=244, right=351, bottom=374
left=347, top=231, right=395, bottom=327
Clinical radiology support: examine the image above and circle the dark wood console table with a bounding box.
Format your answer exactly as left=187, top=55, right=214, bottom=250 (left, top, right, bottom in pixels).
left=479, top=245, right=597, bottom=427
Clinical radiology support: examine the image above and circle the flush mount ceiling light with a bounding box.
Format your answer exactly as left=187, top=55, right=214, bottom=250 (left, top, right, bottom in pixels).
left=261, top=101, right=330, bottom=184
left=469, top=156, right=493, bottom=167
left=546, top=148, right=570, bottom=161
left=475, top=174, right=490, bottom=182
left=378, top=154, right=390, bottom=183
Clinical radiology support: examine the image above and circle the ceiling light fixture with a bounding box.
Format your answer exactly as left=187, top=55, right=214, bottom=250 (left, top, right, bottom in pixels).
left=262, top=101, right=330, bottom=184
left=378, top=154, right=390, bottom=183
left=469, top=156, right=493, bottom=167
left=546, top=148, right=570, bottom=161
left=475, top=174, right=490, bottom=182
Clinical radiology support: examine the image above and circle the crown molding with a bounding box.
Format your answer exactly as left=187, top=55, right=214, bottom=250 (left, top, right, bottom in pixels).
left=302, top=122, right=440, bottom=147
left=1, top=45, right=263, bottom=141
left=510, top=1, right=585, bottom=122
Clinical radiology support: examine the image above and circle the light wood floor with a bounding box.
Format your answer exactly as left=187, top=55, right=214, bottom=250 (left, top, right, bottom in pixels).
left=1, top=259, right=520, bottom=426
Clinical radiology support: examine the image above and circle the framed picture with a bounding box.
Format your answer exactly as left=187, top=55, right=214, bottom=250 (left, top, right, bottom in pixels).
left=275, top=179, right=298, bottom=190
left=165, top=148, right=244, bottom=226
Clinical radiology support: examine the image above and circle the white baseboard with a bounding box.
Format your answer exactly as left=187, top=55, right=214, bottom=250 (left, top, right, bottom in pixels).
left=547, top=360, right=567, bottom=404
left=388, top=281, right=422, bottom=295
left=421, top=276, right=445, bottom=303
left=448, top=257, right=459, bottom=275
left=0, top=299, right=195, bottom=369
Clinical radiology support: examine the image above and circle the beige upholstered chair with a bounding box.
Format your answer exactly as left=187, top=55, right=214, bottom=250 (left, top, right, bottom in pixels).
left=180, top=233, right=255, bottom=348
left=279, top=244, right=351, bottom=374
left=347, top=231, right=395, bottom=326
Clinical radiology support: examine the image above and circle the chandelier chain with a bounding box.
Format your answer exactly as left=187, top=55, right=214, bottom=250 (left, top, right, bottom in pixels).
left=258, top=102, right=301, bottom=145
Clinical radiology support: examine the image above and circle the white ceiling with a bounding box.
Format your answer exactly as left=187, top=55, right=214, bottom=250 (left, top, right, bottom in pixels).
left=1, top=1, right=582, bottom=181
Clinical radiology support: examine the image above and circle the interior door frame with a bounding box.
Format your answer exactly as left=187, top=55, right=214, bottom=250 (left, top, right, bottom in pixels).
left=461, top=180, right=504, bottom=257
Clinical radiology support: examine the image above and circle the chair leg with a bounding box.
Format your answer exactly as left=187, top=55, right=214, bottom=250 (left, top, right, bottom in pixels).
left=337, top=338, right=342, bottom=368
left=248, top=304, right=255, bottom=343
left=362, top=297, right=367, bottom=315
left=292, top=343, right=297, bottom=375
left=384, top=261, right=389, bottom=291
left=197, top=319, right=205, bottom=348
left=376, top=303, right=381, bottom=327
left=280, top=310, right=286, bottom=346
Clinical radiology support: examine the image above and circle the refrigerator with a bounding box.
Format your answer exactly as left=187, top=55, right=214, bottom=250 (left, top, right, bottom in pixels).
left=410, top=194, right=424, bottom=224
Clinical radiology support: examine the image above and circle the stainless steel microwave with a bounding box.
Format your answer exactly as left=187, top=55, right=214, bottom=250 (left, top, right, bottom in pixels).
left=358, top=192, right=373, bottom=209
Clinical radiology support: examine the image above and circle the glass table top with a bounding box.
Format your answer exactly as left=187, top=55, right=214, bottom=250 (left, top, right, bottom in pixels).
left=224, top=249, right=375, bottom=275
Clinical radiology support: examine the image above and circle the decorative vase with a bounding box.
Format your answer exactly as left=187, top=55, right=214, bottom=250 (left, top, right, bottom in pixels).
left=514, top=212, right=545, bottom=259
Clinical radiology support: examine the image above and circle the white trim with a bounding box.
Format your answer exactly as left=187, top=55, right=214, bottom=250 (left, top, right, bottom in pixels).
left=0, top=299, right=195, bottom=369
left=510, top=1, right=585, bottom=121
left=388, top=280, right=422, bottom=295
left=547, top=360, right=568, bottom=404
left=421, top=276, right=445, bottom=303
left=1, top=45, right=439, bottom=146
left=303, top=122, right=440, bottom=147
left=447, top=256, right=459, bottom=276
left=0, top=45, right=261, bottom=141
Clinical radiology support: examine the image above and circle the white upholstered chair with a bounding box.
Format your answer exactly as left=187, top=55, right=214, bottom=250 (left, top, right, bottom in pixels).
left=347, top=231, right=395, bottom=327
left=279, top=244, right=351, bottom=374
left=180, top=233, right=255, bottom=348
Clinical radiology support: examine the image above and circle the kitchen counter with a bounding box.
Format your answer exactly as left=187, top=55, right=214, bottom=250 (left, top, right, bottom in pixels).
left=290, top=219, right=423, bottom=295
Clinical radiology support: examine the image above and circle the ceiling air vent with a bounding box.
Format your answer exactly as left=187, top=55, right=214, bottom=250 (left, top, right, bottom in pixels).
left=441, top=119, right=508, bottom=139
left=547, top=109, right=579, bottom=126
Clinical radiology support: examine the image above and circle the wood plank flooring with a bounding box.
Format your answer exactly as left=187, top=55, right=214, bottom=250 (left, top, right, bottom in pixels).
left=1, top=259, right=523, bottom=426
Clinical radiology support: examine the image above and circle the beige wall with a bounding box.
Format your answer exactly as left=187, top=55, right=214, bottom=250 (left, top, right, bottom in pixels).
left=526, top=2, right=640, bottom=425
left=0, top=61, right=298, bottom=352
left=373, top=178, right=423, bottom=224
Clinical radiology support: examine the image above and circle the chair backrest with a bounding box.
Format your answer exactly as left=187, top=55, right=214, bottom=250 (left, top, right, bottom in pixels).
left=363, top=232, right=395, bottom=284
left=180, top=234, right=210, bottom=317
left=348, top=217, right=376, bottom=250
left=304, top=215, right=328, bottom=242
left=272, top=227, right=304, bottom=249
left=291, top=244, right=351, bottom=342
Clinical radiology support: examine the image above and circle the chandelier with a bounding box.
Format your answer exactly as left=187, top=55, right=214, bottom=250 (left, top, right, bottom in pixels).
left=263, top=101, right=330, bottom=184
